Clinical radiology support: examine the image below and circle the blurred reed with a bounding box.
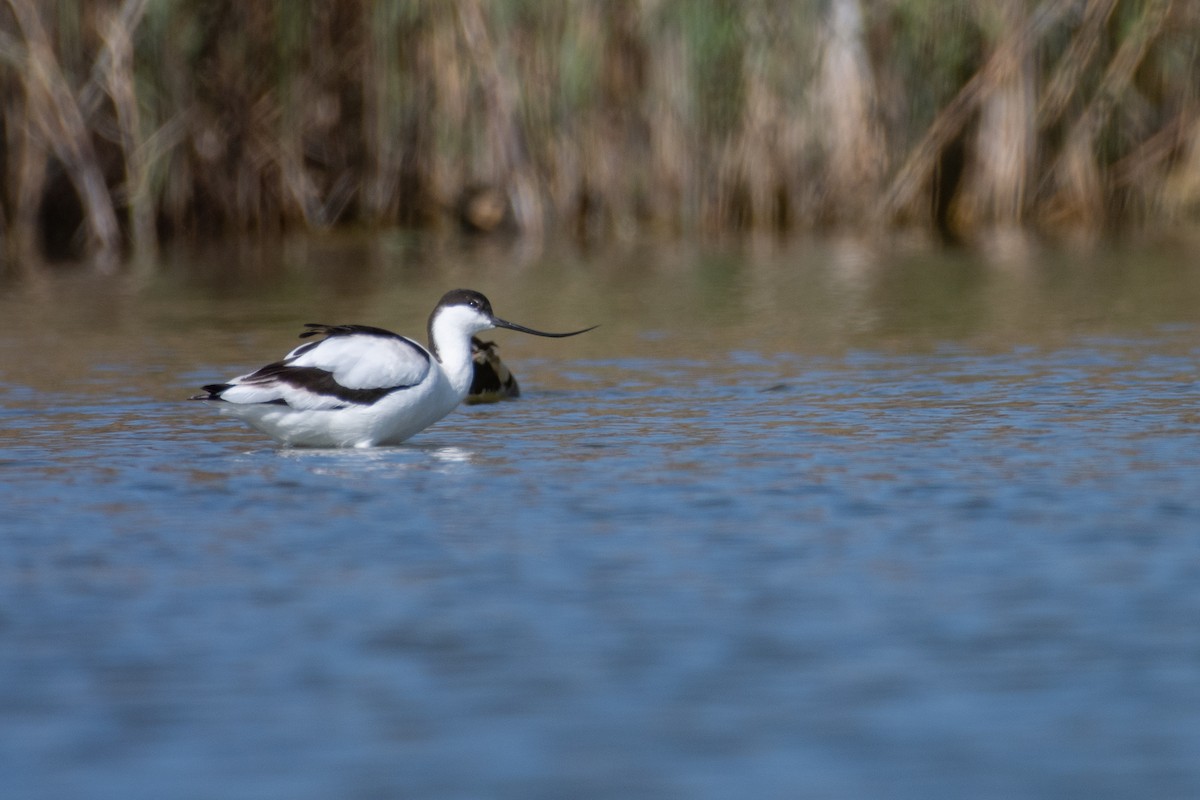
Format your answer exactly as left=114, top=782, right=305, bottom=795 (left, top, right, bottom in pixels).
left=1, top=0, right=1198, bottom=265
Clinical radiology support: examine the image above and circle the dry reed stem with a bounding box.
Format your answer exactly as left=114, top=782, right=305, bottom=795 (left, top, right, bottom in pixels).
left=6, top=91, right=47, bottom=263
left=361, top=7, right=398, bottom=222
left=1161, top=113, right=1200, bottom=217
left=882, top=0, right=1073, bottom=224
left=1113, top=107, right=1196, bottom=189
left=1040, top=0, right=1172, bottom=227
left=952, top=0, right=1036, bottom=229
left=1037, top=0, right=1118, bottom=128
left=7, top=0, right=120, bottom=265
left=455, top=0, right=542, bottom=237
left=817, top=0, right=885, bottom=223
left=76, top=0, right=148, bottom=128
left=99, top=2, right=154, bottom=254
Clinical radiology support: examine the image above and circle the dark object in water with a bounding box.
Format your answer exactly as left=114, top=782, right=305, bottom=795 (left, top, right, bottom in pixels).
left=467, top=337, right=520, bottom=404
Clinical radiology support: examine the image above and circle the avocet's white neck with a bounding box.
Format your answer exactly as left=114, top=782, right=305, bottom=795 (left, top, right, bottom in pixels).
left=428, top=308, right=486, bottom=399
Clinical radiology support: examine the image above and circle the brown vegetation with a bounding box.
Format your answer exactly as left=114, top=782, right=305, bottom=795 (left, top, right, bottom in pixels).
left=0, top=0, right=1198, bottom=266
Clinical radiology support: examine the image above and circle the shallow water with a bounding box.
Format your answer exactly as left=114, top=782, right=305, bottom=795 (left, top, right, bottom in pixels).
left=2, top=233, right=1200, bottom=799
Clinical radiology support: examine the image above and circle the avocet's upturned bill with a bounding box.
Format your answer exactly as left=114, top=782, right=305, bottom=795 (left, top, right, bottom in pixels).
left=191, top=289, right=595, bottom=448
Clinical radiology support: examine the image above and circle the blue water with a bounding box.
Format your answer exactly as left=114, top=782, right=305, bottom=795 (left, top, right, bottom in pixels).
left=3, top=239, right=1200, bottom=798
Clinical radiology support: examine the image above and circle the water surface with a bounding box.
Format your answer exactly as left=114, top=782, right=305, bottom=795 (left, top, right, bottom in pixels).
left=2, top=234, right=1200, bottom=799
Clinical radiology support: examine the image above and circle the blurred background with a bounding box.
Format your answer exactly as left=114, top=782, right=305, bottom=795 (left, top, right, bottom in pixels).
left=1, top=0, right=1198, bottom=267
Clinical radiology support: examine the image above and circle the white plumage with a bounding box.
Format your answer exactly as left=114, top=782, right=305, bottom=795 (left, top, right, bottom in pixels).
left=283, top=331, right=432, bottom=392
left=193, top=289, right=594, bottom=448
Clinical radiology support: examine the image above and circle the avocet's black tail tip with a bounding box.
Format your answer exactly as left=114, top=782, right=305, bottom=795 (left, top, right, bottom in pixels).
left=190, top=384, right=230, bottom=401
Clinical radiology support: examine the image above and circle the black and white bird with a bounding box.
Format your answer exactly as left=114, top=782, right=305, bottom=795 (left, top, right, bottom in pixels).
left=192, top=289, right=594, bottom=448
left=466, top=337, right=520, bottom=405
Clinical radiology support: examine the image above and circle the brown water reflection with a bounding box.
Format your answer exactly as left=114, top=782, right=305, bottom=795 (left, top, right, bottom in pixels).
left=2, top=232, right=1200, bottom=402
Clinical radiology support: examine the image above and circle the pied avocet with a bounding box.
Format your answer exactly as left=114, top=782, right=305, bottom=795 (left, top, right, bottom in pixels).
left=192, top=289, right=593, bottom=447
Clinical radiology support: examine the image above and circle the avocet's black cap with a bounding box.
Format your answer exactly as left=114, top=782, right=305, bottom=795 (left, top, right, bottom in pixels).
left=438, top=289, right=495, bottom=315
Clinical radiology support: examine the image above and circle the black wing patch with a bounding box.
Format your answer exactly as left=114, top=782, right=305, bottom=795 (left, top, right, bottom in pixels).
left=240, top=361, right=412, bottom=405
